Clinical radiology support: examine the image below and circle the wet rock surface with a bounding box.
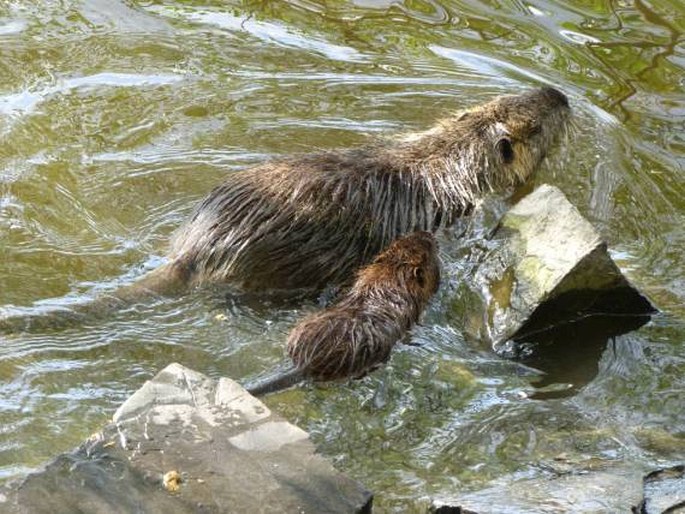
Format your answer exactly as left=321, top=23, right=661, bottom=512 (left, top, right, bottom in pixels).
left=460, top=184, right=654, bottom=353
left=0, top=363, right=372, bottom=514
left=430, top=462, right=643, bottom=513
left=635, top=465, right=685, bottom=514
left=430, top=462, right=685, bottom=514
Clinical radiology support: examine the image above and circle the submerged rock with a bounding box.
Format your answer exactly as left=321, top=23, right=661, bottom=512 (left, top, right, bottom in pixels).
left=0, top=363, right=372, bottom=514
left=430, top=462, right=685, bottom=514
left=635, top=465, right=685, bottom=514
left=459, top=184, right=655, bottom=353
left=431, top=460, right=644, bottom=514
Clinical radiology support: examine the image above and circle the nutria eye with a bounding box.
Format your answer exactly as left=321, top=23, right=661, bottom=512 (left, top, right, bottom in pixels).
left=414, top=267, right=425, bottom=288
left=497, top=138, right=514, bottom=163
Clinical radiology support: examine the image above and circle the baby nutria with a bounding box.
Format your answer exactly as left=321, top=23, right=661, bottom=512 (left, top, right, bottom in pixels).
left=0, top=87, right=570, bottom=332
left=246, top=231, right=440, bottom=395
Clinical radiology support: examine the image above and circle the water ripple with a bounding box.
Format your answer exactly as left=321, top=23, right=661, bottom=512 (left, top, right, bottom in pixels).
left=0, top=72, right=184, bottom=117
left=429, top=45, right=551, bottom=85
left=148, top=6, right=366, bottom=63
left=0, top=20, right=26, bottom=36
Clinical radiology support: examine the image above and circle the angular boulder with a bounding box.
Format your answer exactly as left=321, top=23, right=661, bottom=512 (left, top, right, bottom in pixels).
left=1, top=363, right=372, bottom=514
left=460, top=184, right=654, bottom=352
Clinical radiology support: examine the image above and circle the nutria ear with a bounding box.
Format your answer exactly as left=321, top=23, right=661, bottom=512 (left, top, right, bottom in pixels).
left=528, top=121, right=542, bottom=135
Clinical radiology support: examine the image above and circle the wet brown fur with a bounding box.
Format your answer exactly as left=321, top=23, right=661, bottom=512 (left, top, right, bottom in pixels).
left=171, top=87, right=570, bottom=292
left=287, top=231, right=439, bottom=381
left=0, top=87, right=570, bottom=333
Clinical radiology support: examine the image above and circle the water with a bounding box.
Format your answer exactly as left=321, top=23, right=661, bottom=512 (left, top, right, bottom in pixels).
left=0, top=0, right=683, bottom=510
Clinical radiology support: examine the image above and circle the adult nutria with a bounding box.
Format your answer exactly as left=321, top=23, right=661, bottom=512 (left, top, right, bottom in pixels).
left=246, top=231, right=440, bottom=395
left=170, top=87, right=570, bottom=292
left=0, top=87, right=570, bottom=332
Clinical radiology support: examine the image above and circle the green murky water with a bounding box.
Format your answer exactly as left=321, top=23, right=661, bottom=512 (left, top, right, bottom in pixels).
left=0, top=0, right=683, bottom=511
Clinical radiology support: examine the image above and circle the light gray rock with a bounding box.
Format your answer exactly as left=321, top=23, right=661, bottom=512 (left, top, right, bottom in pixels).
left=431, top=462, right=685, bottom=514
left=460, top=184, right=654, bottom=351
left=1, top=363, right=372, bottom=514
left=431, top=460, right=644, bottom=514
left=637, top=465, right=685, bottom=514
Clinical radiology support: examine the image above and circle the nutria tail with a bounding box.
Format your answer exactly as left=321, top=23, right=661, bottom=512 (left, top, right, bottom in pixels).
left=0, top=260, right=191, bottom=334
left=287, top=231, right=440, bottom=383
left=243, top=366, right=305, bottom=396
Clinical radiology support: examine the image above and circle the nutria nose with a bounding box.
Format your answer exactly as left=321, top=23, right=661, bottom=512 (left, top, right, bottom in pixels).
left=539, top=86, right=569, bottom=108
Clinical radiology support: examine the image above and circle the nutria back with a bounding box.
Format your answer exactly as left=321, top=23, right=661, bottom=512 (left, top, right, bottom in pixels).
left=171, top=87, right=570, bottom=293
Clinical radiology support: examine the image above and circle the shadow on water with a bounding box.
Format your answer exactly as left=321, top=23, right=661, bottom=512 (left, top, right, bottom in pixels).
left=509, top=286, right=655, bottom=399
left=517, top=314, right=652, bottom=399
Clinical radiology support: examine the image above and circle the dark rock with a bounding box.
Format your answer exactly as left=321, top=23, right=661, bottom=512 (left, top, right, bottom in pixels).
left=0, top=363, right=372, bottom=514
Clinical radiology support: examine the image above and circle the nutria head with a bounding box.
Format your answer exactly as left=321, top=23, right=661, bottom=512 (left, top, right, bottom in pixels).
left=470, top=87, right=570, bottom=185
left=354, top=230, right=440, bottom=308
left=287, top=232, right=440, bottom=381
left=400, top=87, right=572, bottom=211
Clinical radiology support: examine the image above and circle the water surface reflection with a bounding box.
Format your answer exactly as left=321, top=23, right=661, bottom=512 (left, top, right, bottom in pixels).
left=0, top=0, right=683, bottom=510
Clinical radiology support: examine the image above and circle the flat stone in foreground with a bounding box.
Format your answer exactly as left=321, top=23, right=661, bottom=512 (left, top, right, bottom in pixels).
left=1, top=363, right=372, bottom=514
left=461, top=184, right=654, bottom=350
